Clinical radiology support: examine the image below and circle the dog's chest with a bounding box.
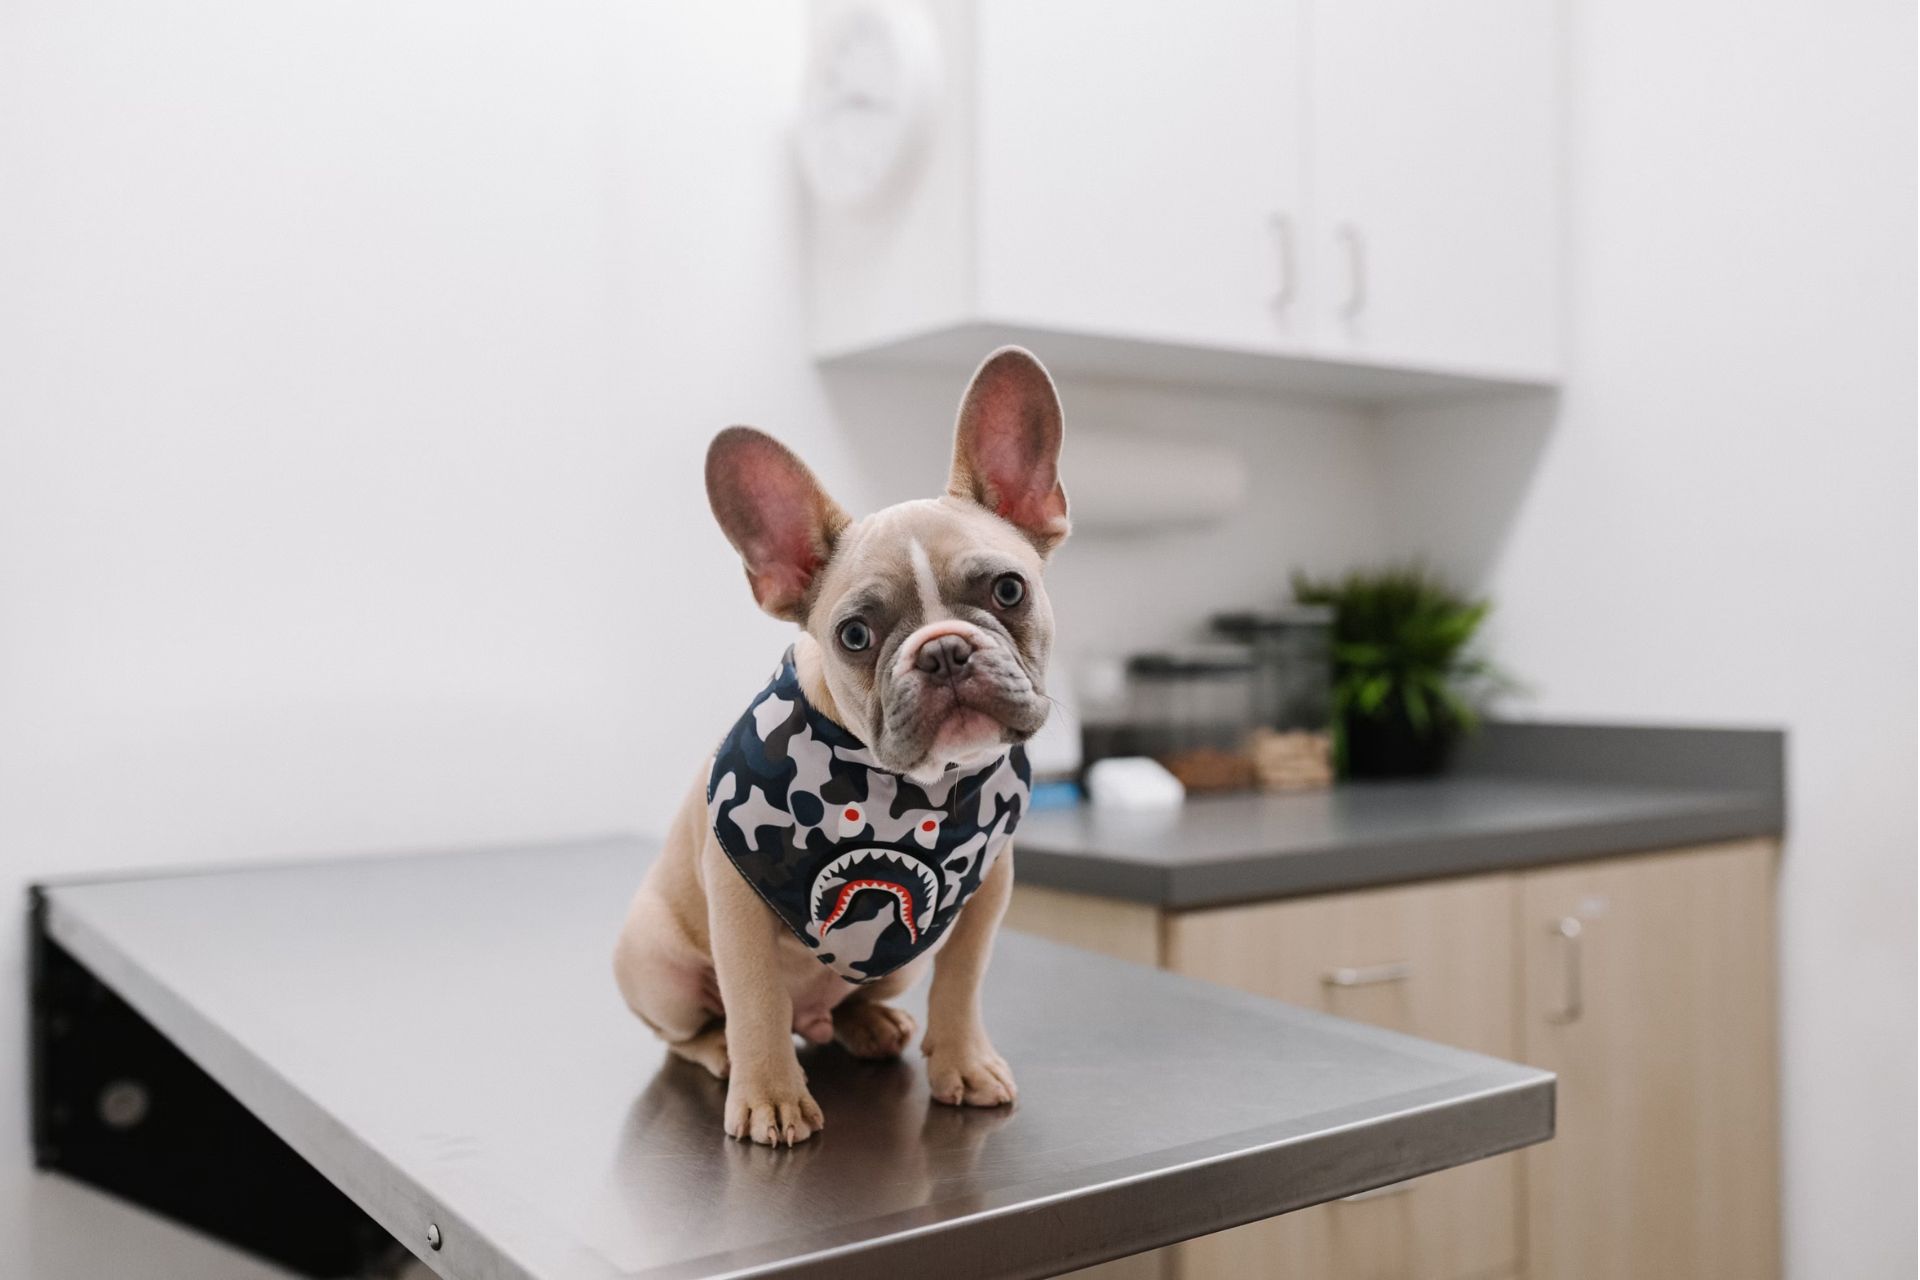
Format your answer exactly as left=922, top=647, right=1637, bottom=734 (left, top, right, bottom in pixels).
left=778, top=936, right=891, bottom=1013
left=708, top=648, right=1030, bottom=985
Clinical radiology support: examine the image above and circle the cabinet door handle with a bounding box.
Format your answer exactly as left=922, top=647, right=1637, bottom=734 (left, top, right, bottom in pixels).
left=1322, top=960, right=1413, bottom=988
left=1546, top=916, right=1583, bottom=1024
left=1267, top=211, right=1297, bottom=310
left=1335, top=221, right=1367, bottom=320
left=1339, top=1177, right=1419, bottom=1203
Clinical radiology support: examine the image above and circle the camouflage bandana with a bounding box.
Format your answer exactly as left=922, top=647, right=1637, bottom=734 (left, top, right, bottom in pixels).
left=707, top=646, right=1031, bottom=984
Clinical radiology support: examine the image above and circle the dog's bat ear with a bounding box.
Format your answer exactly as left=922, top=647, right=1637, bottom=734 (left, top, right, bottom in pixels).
left=706, top=427, right=850, bottom=621
left=948, top=346, right=1070, bottom=555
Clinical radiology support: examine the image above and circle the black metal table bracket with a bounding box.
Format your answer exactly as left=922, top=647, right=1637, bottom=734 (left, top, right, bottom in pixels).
left=30, top=889, right=402, bottom=1277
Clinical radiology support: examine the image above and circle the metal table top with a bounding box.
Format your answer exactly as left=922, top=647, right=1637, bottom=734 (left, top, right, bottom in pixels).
left=39, top=836, right=1553, bottom=1280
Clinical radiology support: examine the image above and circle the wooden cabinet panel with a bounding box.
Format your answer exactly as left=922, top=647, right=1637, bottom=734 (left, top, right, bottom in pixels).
left=1010, top=839, right=1781, bottom=1280
left=1005, top=882, right=1163, bottom=968
left=1057, top=1250, right=1167, bottom=1280
left=1162, top=875, right=1521, bottom=1280
left=1164, top=874, right=1518, bottom=1055
left=1519, top=840, right=1780, bottom=1280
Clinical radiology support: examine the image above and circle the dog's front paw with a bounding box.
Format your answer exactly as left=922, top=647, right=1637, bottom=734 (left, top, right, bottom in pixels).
left=724, top=1067, right=824, bottom=1146
left=924, top=1035, right=1017, bottom=1108
left=834, top=1001, right=917, bottom=1059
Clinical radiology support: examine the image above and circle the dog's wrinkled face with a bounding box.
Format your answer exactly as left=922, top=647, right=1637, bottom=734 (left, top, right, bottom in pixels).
left=806, top=497, right=1053, bottom=777
left=706, top=347, right=1070, bottom=778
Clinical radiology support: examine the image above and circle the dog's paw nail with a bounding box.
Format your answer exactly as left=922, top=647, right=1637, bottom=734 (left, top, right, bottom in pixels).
left=726, top=1081, right=823, bottom=1145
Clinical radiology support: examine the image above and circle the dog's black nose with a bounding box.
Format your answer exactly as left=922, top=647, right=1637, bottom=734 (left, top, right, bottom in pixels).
left=915, top=634, right=973, bottom=680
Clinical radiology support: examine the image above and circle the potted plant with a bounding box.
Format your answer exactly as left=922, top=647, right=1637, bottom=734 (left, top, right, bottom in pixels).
left=1290, top=565, right=1507, bottom=778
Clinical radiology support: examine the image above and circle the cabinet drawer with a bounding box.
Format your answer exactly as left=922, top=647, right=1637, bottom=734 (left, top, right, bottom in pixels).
left=1170, top=1160, right=1520, bottom=1280
left=1163, top=874, right=1521, bottom=1280
left=1163, top=874, right=1518, bottom=1056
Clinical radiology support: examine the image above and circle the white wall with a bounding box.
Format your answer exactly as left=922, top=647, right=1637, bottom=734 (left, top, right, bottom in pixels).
left=1377, top=0, right=1917, bottom=1274
left=0, top=5, right=1381, bottom=1275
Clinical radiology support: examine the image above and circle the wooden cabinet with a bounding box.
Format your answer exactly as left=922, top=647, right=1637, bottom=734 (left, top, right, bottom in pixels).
left=1018, top=839, right=1780, bottom=1280
left=1518, top=841, right=1781, bottom=1280
left=808, top=0, right=1562, bottom=397
left=1165, top=877, right=1523, bottom=1280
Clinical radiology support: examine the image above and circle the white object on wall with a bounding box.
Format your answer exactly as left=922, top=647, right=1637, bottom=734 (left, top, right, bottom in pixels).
left=1067, top=432, right=1249, bottom=533
left=795, top=1, right=942, bottom=209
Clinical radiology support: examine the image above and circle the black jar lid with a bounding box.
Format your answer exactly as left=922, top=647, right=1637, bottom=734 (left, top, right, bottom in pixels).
left=1127, top=648, right=1256, bottom=679
left=1210, top=606, right=1335, bottom=639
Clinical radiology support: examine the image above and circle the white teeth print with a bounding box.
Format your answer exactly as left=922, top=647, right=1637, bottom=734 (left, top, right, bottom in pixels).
left=810, top=851, right=855, bottom=915
left=805, top=847, right=938, bottom=920
left=810, top=878, right=839, bottom=916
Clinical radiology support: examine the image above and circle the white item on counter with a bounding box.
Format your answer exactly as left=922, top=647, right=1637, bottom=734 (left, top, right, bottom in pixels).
left=1085, top=756, right=1186, bottom=811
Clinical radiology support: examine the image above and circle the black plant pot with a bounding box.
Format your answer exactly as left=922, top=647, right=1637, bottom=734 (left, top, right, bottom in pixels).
left=1343, top=708, right=1457, bottom=778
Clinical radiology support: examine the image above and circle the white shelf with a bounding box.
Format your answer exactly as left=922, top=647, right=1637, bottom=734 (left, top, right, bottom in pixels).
left=820, top=318, right=1560, bottom=406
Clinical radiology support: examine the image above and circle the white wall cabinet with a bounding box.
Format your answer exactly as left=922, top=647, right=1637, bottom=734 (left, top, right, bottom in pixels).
left=807, top=0, right=1562, bottom=400
left=973, top=0, right=1309, bottom=358
left=1306, top=0, right=1561, bottom=379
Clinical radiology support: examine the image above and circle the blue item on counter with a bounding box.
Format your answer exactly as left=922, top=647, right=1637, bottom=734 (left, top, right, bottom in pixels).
left=1028, top=780, right=1084, bottom=811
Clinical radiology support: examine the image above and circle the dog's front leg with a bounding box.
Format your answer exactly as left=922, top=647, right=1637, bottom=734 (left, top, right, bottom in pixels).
left=922, top=848, right=1018, bottom=1107
left=703, top=837, right=824, bottom=1145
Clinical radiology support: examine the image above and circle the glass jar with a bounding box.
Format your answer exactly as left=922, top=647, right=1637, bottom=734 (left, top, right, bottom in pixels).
left=1125, top=648, right=1258, bottom=792
left=1211, top=608, right=1336, bottom=792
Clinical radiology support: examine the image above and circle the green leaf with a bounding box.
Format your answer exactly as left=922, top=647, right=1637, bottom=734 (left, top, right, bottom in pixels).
left=1334, top=641, right=1392, bottom=667
left=1401, top=681, right=1431, bottom=732
left=1435, top=683, right=1480, bottom=733
left=1356, top=673, right=1393, bottom=715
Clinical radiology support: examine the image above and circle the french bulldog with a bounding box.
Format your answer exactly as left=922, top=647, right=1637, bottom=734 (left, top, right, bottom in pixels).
left=613, top=347, right=1069, bottom=1146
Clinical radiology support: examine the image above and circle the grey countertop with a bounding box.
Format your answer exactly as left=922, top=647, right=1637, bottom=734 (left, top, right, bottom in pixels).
left=37, top=836, right=1553, bottom=1280
left=1016, top=722, right=1786, bottom=908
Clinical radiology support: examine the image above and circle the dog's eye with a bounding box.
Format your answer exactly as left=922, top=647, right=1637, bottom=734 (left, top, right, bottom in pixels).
left=837, top=618, right=873, bottom=652
left=991, top=574, right=1026, bottom=609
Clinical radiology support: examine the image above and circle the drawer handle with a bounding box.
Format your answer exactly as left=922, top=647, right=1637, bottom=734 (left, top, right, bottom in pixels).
left=1267, top=211, right=1297, bottom=311
left=1339, top=1177, right=1419, bottom=1204
left=1322, top=960, right=1413, bottom=988
left=1546, top=916, right=1583, bottom=1024
left=1335, top=221, right=1368, bottom=320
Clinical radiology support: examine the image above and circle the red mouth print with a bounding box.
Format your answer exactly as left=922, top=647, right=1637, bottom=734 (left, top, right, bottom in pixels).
left=817, top=879, right=919, bottom=943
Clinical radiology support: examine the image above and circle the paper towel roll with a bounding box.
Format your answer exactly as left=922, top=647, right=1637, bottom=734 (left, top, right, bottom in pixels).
left=1066, top=432, right=1249, bottom=531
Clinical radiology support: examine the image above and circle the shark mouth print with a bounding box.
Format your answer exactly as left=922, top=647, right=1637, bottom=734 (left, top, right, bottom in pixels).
left=808, top=848, right=940, bottom=945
